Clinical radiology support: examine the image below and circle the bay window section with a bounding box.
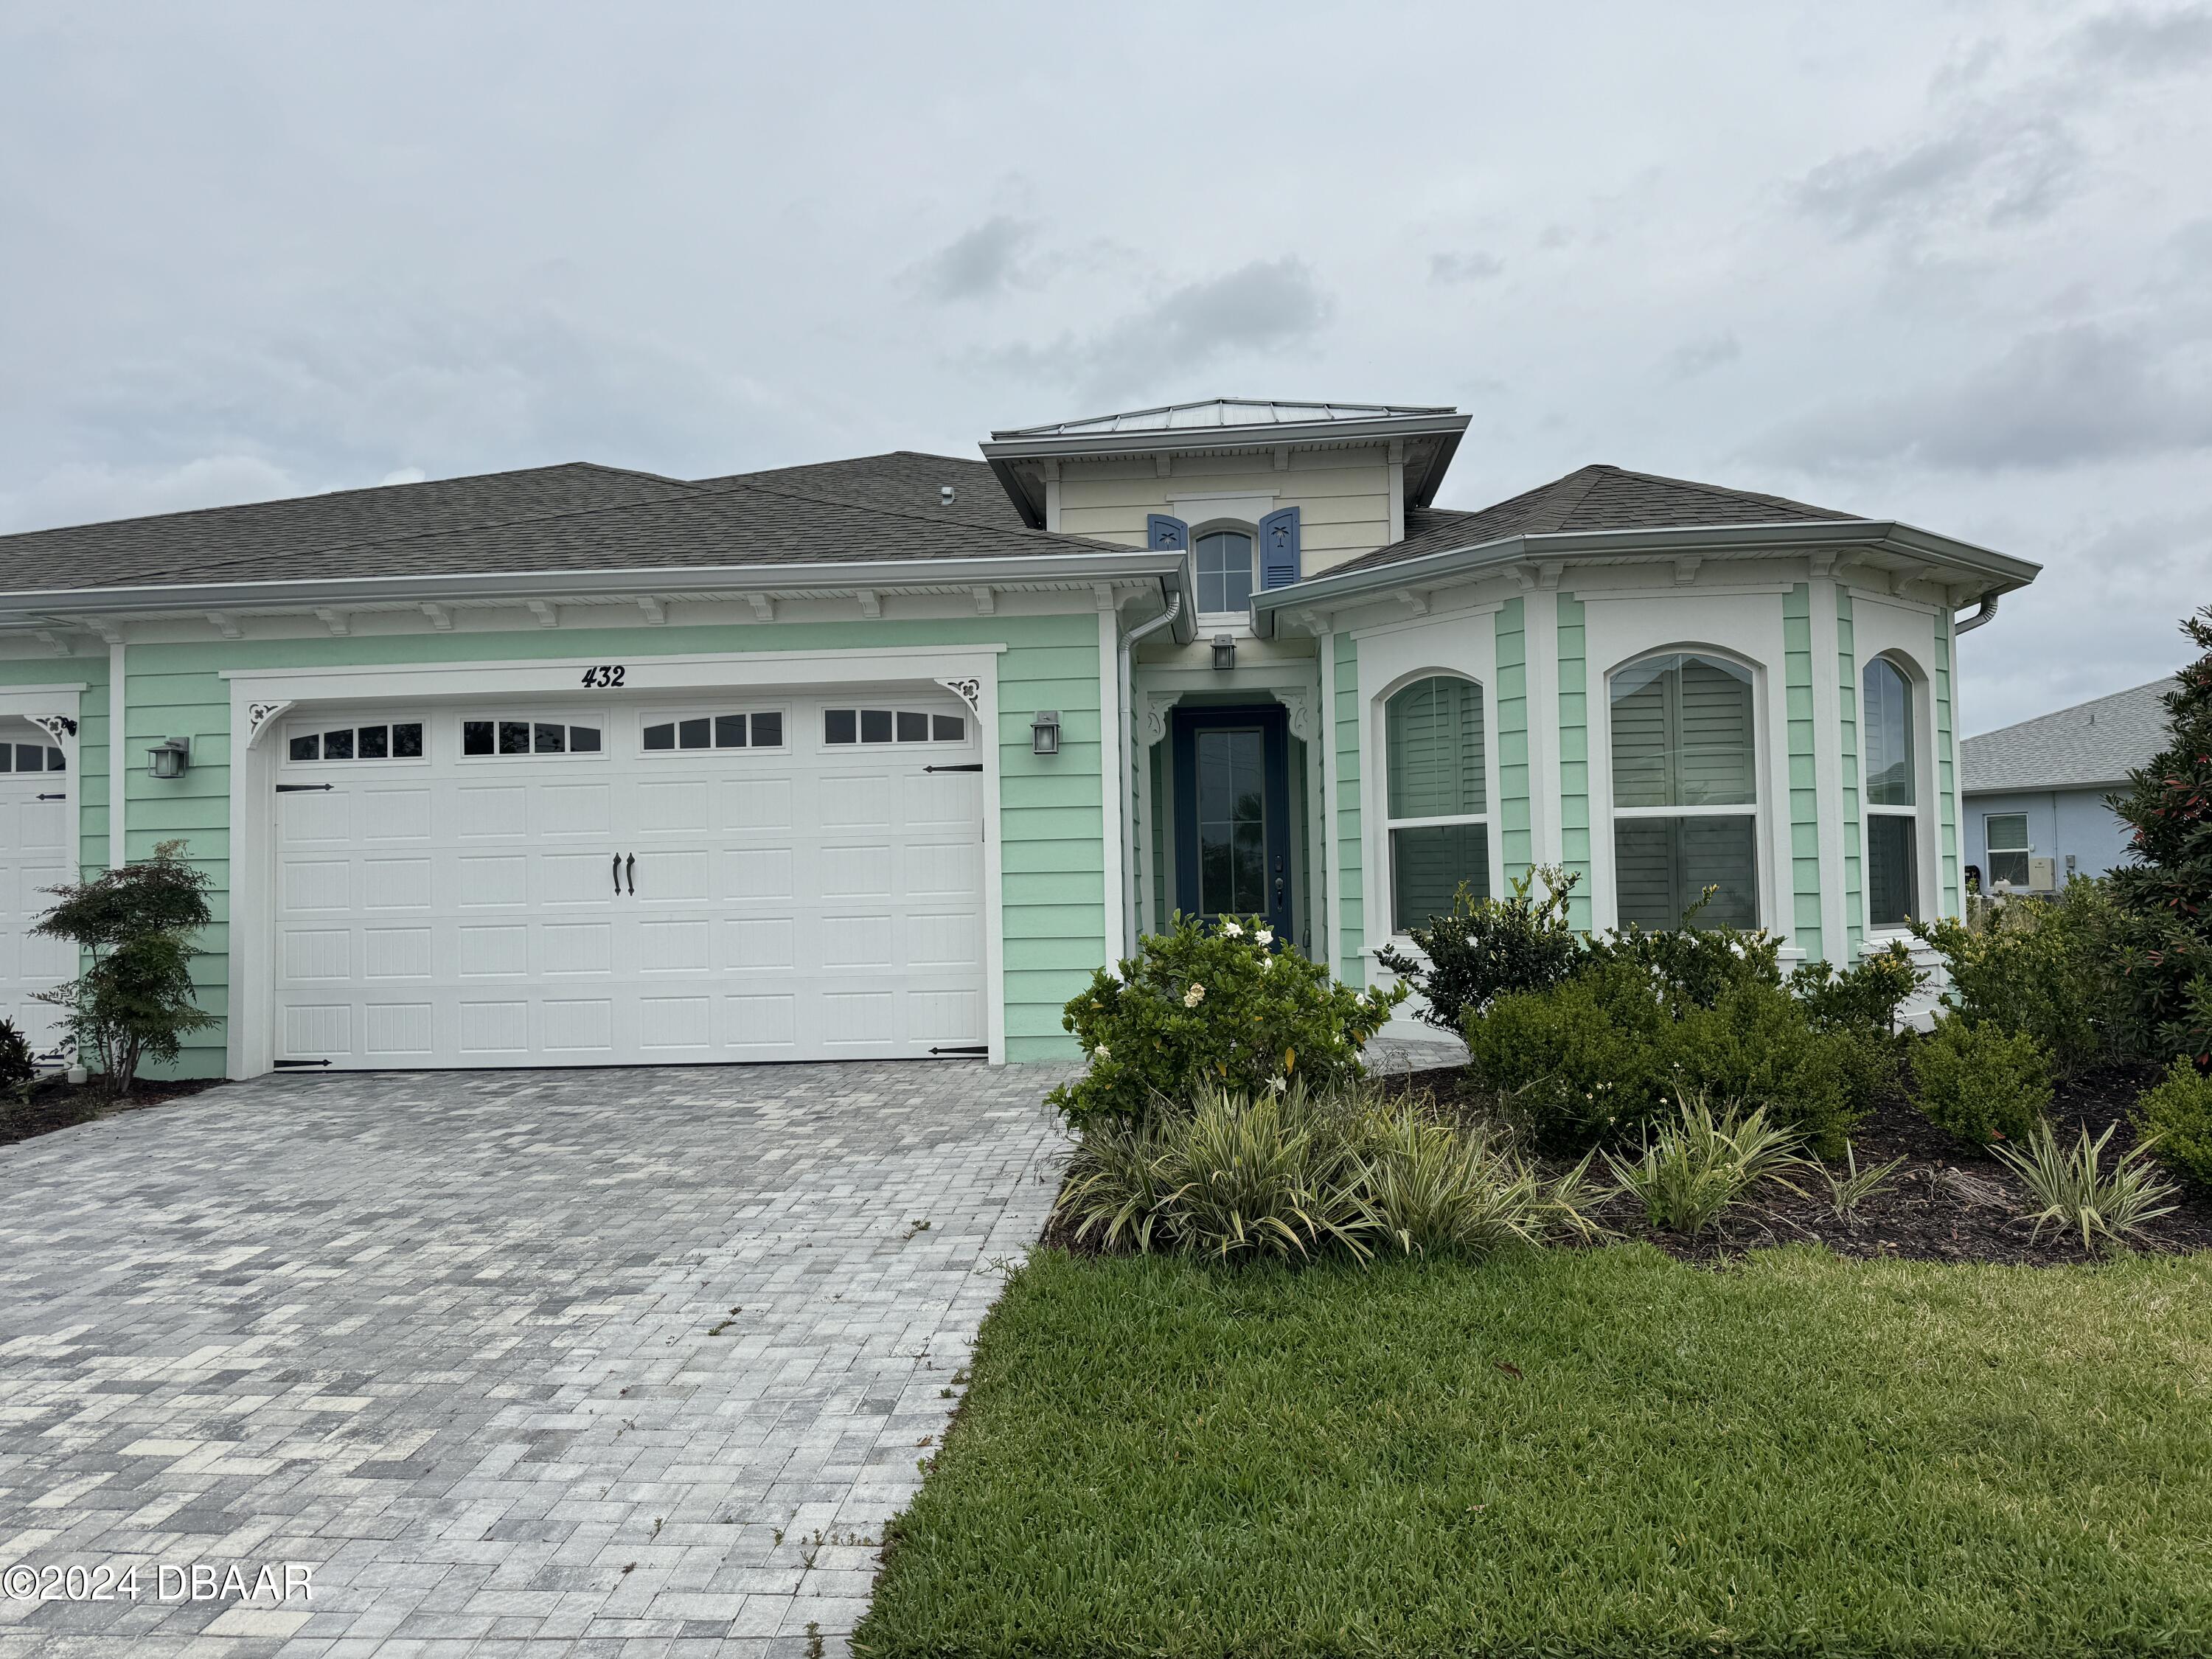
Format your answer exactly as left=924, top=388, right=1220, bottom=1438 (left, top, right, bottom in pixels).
left=1385, top=675, right=1489, bottom=931
left=1863, top=655, right=1917, bottom=927
left=1610, top=653, right=1759, bottom=929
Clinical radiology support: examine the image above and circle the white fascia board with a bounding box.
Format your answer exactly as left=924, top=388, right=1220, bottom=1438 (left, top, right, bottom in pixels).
left=0, top=547, right=1187, bottom=622
left=978, top=411, right=1472, bottom=464
left=1253, top=520, right=2042, bottom=635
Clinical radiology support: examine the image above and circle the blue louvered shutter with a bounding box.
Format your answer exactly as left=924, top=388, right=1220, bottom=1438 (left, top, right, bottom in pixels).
left=1146, top=513, right=1189, bottom=551
left=1259, top=507, right=1301, bottom=588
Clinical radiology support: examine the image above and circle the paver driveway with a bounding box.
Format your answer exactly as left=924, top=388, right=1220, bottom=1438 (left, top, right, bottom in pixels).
left=0, top=1062, right=1068, bottom=1658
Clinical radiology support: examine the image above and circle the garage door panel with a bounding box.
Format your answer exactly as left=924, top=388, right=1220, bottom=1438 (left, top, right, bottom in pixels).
left=457, top=855, right=528, bottom=906
left=364, top=927, right=433, bottom=979
left=457, top=785, right=527, bottom=838
left=271, top=690, right=988, bottom=1068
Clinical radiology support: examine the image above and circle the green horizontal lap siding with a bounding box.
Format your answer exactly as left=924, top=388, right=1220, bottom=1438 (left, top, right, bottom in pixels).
left=1935, top=627, right=1961, bottom=919
left=1333, top=631, right=1364, bottom=983
left=1556, top=595, right=1591, bottom=928
left=1783, top=585, right=1821, bottom=961
left=1837, top=592, right=1863, bottom=958
left=1495, top=600, right=1531, bottom=874
left=101, top=615, right=1104, bottom=1074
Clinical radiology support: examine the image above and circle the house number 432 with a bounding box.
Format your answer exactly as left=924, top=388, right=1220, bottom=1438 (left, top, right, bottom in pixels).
left=580, top=664, right=627, bottom=688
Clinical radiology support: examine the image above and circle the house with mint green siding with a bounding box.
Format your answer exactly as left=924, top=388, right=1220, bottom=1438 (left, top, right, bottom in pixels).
left=0, top=399, right=2039, bottom=1078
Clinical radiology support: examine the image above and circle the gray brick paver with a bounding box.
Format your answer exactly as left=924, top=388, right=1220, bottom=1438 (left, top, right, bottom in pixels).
left=1, top=1061, right=1066, bottom=1655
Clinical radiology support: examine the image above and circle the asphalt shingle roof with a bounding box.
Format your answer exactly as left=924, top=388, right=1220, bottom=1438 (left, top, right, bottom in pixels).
left=1962, top=678, right=2176, bottom=793
left=0, top=453, right=1112, bottom=595
left=1325, top=463, right=1860, bottom=577
left=0, top=462, right=695, bottom=594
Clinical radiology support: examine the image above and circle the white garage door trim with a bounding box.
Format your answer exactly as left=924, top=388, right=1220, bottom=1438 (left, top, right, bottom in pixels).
left=0, top=685, right=85, bottom=1061
left=226, top=646, right=1006, bottom=1077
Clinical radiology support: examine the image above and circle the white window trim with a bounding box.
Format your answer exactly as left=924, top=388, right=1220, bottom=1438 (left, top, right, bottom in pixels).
left=1377, top=671, right=1493, bottom=942
left=1192, top=519, right=1259, bottom=626
left=222, top=645, right=1006, bottom=1078
left=1604, top=650, right=1764, bottom=931
left=1862, top=650, right=1933, bottom=934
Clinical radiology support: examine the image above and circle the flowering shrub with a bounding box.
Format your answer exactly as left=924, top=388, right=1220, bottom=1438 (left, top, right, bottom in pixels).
left=1049, top=914, right=1406, bottom=1130
left=1374, top=865, right=1583, bottom=1031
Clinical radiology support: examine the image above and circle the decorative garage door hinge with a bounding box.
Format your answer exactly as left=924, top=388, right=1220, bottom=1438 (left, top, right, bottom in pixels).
left=273, top=1058, right=333, bottom=1068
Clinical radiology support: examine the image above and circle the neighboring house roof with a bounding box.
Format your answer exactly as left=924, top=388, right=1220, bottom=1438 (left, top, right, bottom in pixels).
left=1329, top=464, right=1857, bottom=578
left=0, top=462, right=695, bottom=594
left=1962, top=678, right=2176, bottom=793
left=693, top=451, right=1024, bottom=530
left=990, top=397, right=1456, bottom=439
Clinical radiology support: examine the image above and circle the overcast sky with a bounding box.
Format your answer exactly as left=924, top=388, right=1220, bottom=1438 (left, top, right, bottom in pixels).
left=4, top=1, right=2208, bottom=732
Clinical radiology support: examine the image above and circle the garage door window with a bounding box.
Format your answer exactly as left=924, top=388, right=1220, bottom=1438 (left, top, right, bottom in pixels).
left=289, top=722, right=425, bottom=762
left=462, top=719, right=602, bottom=757
left=0, top=742, right=66, bottom=771
left=644, top=711, right=785, bottom=751
left=824, top=708, right=965, bottom=745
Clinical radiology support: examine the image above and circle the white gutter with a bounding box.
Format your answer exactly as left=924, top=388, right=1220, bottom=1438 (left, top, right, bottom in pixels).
left=0, top=547, right=1191, bottom=622
left=1113, top=558, right=1192, bottom=949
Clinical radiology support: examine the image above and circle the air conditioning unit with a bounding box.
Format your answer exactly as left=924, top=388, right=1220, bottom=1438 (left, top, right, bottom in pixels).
left=2028, top=855, right=2057, bottom=893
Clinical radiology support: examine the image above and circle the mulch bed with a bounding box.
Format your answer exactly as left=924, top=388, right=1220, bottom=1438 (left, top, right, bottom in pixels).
left=0, top=1076, right=226, bottom=1147
left=1045, top=1061, right=2212, bottom=1268
left=1385, top=1059, right=2212, bottom=1267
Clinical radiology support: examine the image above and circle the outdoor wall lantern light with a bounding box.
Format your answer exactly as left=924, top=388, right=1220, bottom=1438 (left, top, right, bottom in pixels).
left=1030, top=710, right=1061, bottom=757
left=147, top=737, right=191, bottom=779
left=1211, top=633, right=1237, bottom=671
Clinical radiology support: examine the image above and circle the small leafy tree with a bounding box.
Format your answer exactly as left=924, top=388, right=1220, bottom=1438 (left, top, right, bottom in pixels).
left=32, top=841, right=218, bottom=1095
left=1374, top=865, right=1583, bottom=1032
left=2108, top=607, right=2212, bottom=1065
left=1052, top=914, right=1406, bottom=1130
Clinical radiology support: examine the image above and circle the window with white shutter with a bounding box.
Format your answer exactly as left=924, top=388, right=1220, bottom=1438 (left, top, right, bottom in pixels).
left=1609, top=653, right=1758, bottom=928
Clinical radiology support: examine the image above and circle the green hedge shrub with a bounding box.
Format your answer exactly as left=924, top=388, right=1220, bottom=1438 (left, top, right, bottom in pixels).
left=0, top=1019, right=33, bottom=1090
left=1373, top=865, right=1582, bottom=1032
left=1051, top=915, right=1405, bottom=1130
left=1908, top=1018, right=2051, bottom=1146
left=1913, top=882, right=2135, bottom=1072
left=1463, top=958, right=1877, bottom=1156
left=1787, top=940, right=1923, bottom=1036
left=2132, top=1057, right=2212, bottom=1190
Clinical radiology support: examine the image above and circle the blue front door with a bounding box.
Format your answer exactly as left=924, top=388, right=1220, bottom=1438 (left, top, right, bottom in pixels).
left=1171, top=705, right=1293, bottom=939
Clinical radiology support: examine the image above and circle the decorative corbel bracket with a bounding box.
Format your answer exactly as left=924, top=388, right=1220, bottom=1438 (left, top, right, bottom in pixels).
left=855, top=589, right=881, bottom=619
left=422, top=603, right=453, bottom=631
left=972, top=586, right=996, bottom=616
left=933, top=676, right=983, bottom=720
left=745, top=594, right=776, bottom=623
left=313, top=607, right=349, bottom=637
left=246, top=700, right=296, bottom=750
left=207, top=611, right=243, bottom=639
left=527, top=599, right=559, bottom=628
left=1673, top=556, right=1703, bottom=587
left=637, top=597, right=666, bottom=626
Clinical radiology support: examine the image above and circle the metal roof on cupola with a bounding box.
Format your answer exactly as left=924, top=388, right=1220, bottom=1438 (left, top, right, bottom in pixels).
left=980, top=397, right=1472, bottom=528
left=989, top=397, right=1458, bottom=439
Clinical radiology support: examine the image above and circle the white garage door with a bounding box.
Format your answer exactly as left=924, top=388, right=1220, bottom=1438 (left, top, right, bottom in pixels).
left=0, top=721, right=75, bottom=1057
left=271, top=689, right=987, bottom=1068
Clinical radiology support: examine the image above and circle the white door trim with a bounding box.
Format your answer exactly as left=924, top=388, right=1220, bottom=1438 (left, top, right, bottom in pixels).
left=0, top=682, right=86, bottom=866
left=226, top=646, right=1007, bottom=1077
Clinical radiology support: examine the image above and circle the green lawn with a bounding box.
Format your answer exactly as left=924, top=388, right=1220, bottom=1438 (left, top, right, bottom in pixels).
left=857, top=1245, right=2212, bottom=1658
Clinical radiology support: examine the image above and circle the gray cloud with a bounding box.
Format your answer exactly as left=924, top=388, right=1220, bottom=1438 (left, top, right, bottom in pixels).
left=981, top=258, right=1332, bottom=402
left=1430, top=251, right=1504, bottom=284
left=2073, top=4, right=2212, bottom=73
left=908, top=215, right=1037, bottom=303
left=1754, top=323, right=2212, bottom=472
left=1664, top=332, right=1742, bottom=380
left=1795, top=109, right=2082, bottom=238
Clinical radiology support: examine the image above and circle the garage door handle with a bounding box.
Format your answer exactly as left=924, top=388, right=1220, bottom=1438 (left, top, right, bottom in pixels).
left=924, top=762, right=984, bottom=773
left=37, top=792, right=67, bottom=801
left=276, top=783, right=334, bottom=793
left=625, top=853, right=636, bottom=895
left=612, top=853, right=622, bottom=895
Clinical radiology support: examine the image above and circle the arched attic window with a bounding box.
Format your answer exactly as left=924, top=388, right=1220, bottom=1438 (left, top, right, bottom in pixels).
left=1863, top=655, right=1917, bottom=927
left=1195, top=529, right=1255, bottom=615
left=1610, top=652, right=1758, bottom=929
left=1385, top=675, right=1488, bottom=930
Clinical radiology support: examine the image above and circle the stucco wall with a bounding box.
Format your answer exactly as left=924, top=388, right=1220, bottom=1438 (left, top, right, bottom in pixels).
left=1963, top=786, right=2134, bottom=883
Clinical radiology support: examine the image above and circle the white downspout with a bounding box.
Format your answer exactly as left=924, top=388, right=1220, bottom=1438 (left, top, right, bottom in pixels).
left=1116, top=586, right=1183, bottom=953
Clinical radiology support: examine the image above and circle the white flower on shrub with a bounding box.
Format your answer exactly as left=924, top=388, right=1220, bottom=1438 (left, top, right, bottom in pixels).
left=1220, top=920, right=1244, bottom=938
left=1255, top=929, right=1273, bottom=947
left=1184, top=983, right=1206, bottom=1007
left=1093, top=1044, right=1109, bottom=1060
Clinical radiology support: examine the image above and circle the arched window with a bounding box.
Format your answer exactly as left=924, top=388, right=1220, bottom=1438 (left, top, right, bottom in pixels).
left=1195, top=529, right=1254, bottom=615
left=1863, top=655, right=1916, bottom=926
left=1384, top=675, right=1487, bottom=930
left=1610, top=652, right=1757, bottom=929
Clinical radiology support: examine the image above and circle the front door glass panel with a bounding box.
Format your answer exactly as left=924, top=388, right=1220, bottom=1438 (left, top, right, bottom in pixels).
left=1195, top=727, right=1267, bottom=917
